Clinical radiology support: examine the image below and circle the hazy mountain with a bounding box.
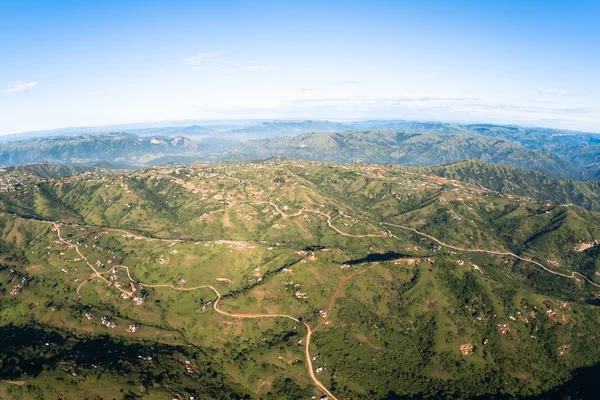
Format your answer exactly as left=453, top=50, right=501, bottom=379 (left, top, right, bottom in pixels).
left=0, top=133, right=236, bottom=167
left=5, top=118, right=597, bottom=145
left=2, top=120, right=600, bottom=180
left=0, top=163, right=105, bottom=178
left=227, top=130, right=588, bottom=180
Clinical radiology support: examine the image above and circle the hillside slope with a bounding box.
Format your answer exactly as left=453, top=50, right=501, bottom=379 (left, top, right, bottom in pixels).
left=425, top=160, right=600, bottom=211
left=2, top=161, right=600, bottom=399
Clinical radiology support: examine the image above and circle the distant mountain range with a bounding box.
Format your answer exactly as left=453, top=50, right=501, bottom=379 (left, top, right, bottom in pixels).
left=0, top=133, right=235, bottom=168
left=1, top=119, right=599, bottom=180
left=227, top=130, right=587, bottom=180
left=0, top=163, right=105, bottom=178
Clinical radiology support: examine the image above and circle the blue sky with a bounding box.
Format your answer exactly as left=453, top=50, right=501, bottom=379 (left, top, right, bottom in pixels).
left=1, top=0, right=599, bottom=134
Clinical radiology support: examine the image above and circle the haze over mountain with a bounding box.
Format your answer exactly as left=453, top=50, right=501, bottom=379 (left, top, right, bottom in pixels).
left=1, top=119, right=599, bottom=181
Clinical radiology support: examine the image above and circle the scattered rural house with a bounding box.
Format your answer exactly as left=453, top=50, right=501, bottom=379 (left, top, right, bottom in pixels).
left=8, top=276, right=27, bottom=296
left=101, top=316, right=116, bottom=328
left=572, top=240, right=600, bottom=252
left=497, top=323, right=510, bottom=335
left=184, top=360, right=196, bottom=373
left=558, top=344, right=571, bottom=356
left=460, top=343, right=474, bottom=356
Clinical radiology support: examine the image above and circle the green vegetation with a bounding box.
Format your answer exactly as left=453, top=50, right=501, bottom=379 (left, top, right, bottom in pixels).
left=1, top=160, right=600, bottom=399
left=426, top=159, right=600, bottom=211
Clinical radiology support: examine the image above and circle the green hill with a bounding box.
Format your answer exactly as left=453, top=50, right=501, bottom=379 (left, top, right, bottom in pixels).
left=1, top=160, right=600, bottom=399
left=424, top=159, right=600, bottom=211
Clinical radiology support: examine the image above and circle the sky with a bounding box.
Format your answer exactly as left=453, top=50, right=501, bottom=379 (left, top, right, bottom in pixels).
left=1, top=0, right=599, bottom=135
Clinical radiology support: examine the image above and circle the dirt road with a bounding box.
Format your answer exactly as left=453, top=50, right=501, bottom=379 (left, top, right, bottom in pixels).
left=384, top=222, right=600, bottom=289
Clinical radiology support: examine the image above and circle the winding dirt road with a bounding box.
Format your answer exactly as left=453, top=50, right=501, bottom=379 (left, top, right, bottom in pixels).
left=21, top=205, right=600, bottom=399
left=258, top=200, right=389, bottom=239
left=48, top=221, right=341, bottom=398
left=384, top=222, right=600, bottom=289
left=141, top=282, right=338, bottom=400
left=53, top=223, right=134, bottom=297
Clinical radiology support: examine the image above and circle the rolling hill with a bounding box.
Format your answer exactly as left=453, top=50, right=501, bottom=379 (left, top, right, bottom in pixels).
left=1, top=161, right=600, bottom=399
left=424, top=159, right=600, bottom=211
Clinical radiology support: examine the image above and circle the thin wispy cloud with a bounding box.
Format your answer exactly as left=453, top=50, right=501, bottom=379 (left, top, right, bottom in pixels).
left=300, top=88, right=315, bottom=91
left=285, top=96, right=600, bottom=124
left=537, top=88, right=583, bottom=97
left=329, top=80, right=361, bottom=85
left=289, top=96, right=472, bottom=107
left=1, top=81, right=37, bottom=94
left=184, top=52, right=218, bottom=66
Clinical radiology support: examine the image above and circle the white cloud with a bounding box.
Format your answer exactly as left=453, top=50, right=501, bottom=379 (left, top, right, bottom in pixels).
left=284, top=96, right=600, bottom=126
left=329, top=80, right=361, bottom=85
left=1, top=81, right=37, bottom=94
left=537, top=88, right=583, bottom=97
left=184, top=52, right=218, bottom=65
